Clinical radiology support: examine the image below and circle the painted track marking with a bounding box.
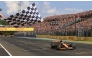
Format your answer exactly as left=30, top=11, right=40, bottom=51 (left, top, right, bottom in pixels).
left=0, top=43, right=12, bottom=56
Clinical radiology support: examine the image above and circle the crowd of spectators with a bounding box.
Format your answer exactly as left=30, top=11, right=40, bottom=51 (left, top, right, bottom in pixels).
left=31, top=10, right=92, bottom=37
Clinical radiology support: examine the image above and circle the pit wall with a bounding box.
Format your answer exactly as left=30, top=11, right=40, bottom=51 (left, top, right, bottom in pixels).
left=37, top=35, right=92, bottom=41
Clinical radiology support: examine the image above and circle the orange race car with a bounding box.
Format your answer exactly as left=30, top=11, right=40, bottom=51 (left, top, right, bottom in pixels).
left=51, top=40, right=76, bottom=50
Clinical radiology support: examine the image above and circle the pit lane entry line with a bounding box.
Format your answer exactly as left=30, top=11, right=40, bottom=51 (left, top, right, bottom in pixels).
left=0, top=43, right=12, bottom=56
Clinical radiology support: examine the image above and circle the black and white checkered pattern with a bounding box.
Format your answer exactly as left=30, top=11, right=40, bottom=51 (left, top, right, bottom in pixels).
left=4, top=3, right=42, bottom=27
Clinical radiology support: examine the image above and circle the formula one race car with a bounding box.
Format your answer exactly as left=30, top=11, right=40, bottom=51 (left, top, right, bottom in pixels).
left=51, top=40, right=76, bottom=50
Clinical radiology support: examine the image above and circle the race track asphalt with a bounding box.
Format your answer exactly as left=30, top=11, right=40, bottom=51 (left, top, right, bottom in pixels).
left=0, top=36, right=92, bottom=56
left=0, top=44, right=9, bottom=56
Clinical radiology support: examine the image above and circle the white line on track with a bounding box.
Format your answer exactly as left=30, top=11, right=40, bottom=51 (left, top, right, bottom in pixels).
left=0, top=43, right=12, bottom=56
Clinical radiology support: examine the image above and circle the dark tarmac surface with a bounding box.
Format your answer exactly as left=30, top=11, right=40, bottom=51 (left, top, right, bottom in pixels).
left=0, top=45, right=9, bottom=56
left=0, top=36, right=92, bottom=56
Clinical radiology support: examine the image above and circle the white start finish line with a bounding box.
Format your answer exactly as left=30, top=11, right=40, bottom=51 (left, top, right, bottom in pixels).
left=0, top=43, right=12, bottom=56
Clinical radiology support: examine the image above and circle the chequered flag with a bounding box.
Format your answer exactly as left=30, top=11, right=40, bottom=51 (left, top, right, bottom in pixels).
left=4, top=3, right=42, bottom=27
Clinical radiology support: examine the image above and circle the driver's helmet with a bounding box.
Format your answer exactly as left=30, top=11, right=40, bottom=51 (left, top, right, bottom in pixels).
left=60, top=40, right=64, bottom=43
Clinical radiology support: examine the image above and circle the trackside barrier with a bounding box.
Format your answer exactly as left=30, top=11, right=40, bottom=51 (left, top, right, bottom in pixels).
left=0, top=35, right=14, bottom=37
left=37, top=35, right=92, bottom=41
left=8, top=35, right=14, bottom=37
left=68, top=36, right=76, bottom=40
left=75, top=36, right=90, bottom=41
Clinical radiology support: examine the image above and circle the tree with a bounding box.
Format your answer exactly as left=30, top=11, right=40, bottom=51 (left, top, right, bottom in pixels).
left=0, top=20, right=9, bottom=25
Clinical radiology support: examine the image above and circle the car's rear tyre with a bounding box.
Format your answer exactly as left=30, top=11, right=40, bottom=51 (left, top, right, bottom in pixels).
left=51, top=43, right=54, bottom=48
left=68, top=43, right=76, bottom=50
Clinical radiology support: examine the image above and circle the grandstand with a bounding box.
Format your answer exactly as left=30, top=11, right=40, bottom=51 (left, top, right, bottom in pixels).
left=2, top=3, right=92, bottom=37
left=31, top=10, right=92, bottom=37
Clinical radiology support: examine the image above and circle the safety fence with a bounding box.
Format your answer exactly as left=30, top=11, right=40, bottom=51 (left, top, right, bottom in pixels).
left=37, top=35, right=92, bottom=41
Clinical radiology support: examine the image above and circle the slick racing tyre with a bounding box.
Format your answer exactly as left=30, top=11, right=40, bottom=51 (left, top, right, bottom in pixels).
left=51, top=43, right=55, bottom=48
